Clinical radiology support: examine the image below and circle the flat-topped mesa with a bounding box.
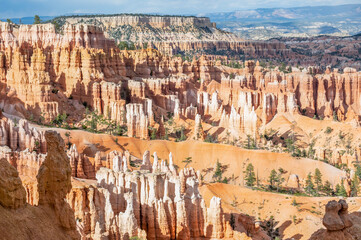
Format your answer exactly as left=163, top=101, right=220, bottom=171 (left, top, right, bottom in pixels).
left=67, top=150, right=240, bottom=239
left=62, top=15, right=216, bottom=29
left=0, top=22, right=115, bottom=50
left=51, top=14, right=296, bottom=58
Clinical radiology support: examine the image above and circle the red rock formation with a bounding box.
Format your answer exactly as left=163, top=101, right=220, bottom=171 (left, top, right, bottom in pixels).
left=67, top=150, right=244, bottom=239
left=0, top=117, right=47, bottom=153
left=310, top=200, right=361, bottom=240
left=0, top=158, right=26, bottom=209
left=126, top=103, right=149, bottom=139
left=0, top=130, right=80, bottom=240
left=151, top=40, right=289, bottom=57
left=68, top=144, right=95, bottom=179
left=2, top=21, right=360, bottom=137
left=37, top=131, right=79, bottom=239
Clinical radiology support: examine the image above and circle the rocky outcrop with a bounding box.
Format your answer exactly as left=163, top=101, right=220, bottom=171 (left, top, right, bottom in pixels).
left=52, top=15, right=239, bottom=48
left=126, top=103, right=149, bottom=139
left=151, top=40, right=289, bottom=57
left=61, top=15, right=216, bottom=29
left=68, top=144, right=95, bottom=179
left=310, top=200, right=361, bottom=240
left=0, top=115, right=96, bottom=190
left=0, top=158, right=26, bottom=209
left=0, top=117, right=46, bottom=153
left=0, top=130, right=80, bottom=240
left=37, top=131, right=79, bottom=239
left=194, top=114, right=205, bottom=140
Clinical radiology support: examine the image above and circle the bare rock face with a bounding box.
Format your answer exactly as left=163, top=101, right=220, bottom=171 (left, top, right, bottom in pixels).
left=310, top=200, right=359, bottom=240
left=37, top=131, right=79, bottom=239
left=68, top=144, right=95, bottom=179
left=126, top=103, right=150, bottom=139
left=323, top=200, right=347, bottom=231
left=0, top=158, right=26, bottom=209
left=67, top=150, right=237, bottom=239
left=0, top=117, right=46, bottom=153
left=0, top=115, right=96, bottom=191
left=37, top=131, right=71, bottom=204
left=1, top=20, right=360, bottom=137
left=0, top=130, right=80, bottom=240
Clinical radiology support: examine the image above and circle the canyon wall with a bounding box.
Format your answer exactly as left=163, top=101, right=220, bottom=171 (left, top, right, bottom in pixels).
left=0, top=124, right=263, bottom=239
left=51, top=15, right=295, bottom=59
left=1, top=21, right=361, bottom=141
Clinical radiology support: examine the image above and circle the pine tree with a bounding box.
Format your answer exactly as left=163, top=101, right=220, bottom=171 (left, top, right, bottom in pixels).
left=355, top=164, right=361, bottom=180
left=268, top=169, right=278, bottom=189
left=244, top=163, right=256, bottom=187
left=182, top=157, right=192, bottom=168
left=65, top=131, right=71, bottom=149
left=322, top=180, right=333, bottom=196
left=213, top=159, right=223, bottom=183
left=314, top=168, right=323, bottom=191
left=336, top=180, right=348, bottom=197
left=335, top=184, right=341, bottom=195
left=351, top=174, right=360, bottom=197
left=34, top=15, right=41, bottom=24
left=276, top=168, right=285, bottom=191
left=305, top=172, right=315, bottom=195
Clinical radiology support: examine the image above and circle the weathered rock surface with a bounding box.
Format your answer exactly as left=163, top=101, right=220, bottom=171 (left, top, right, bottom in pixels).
left=0, top=130, right=80, bottom=240
left=37, top=131, right=79, bottom=239
left=1, top=21, right=361, bottom=141
left=310, top=200, right=361, bottom=240
left=67, top=150, right=250, bottom=239
left=0, top=158, right=26, bottom=209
